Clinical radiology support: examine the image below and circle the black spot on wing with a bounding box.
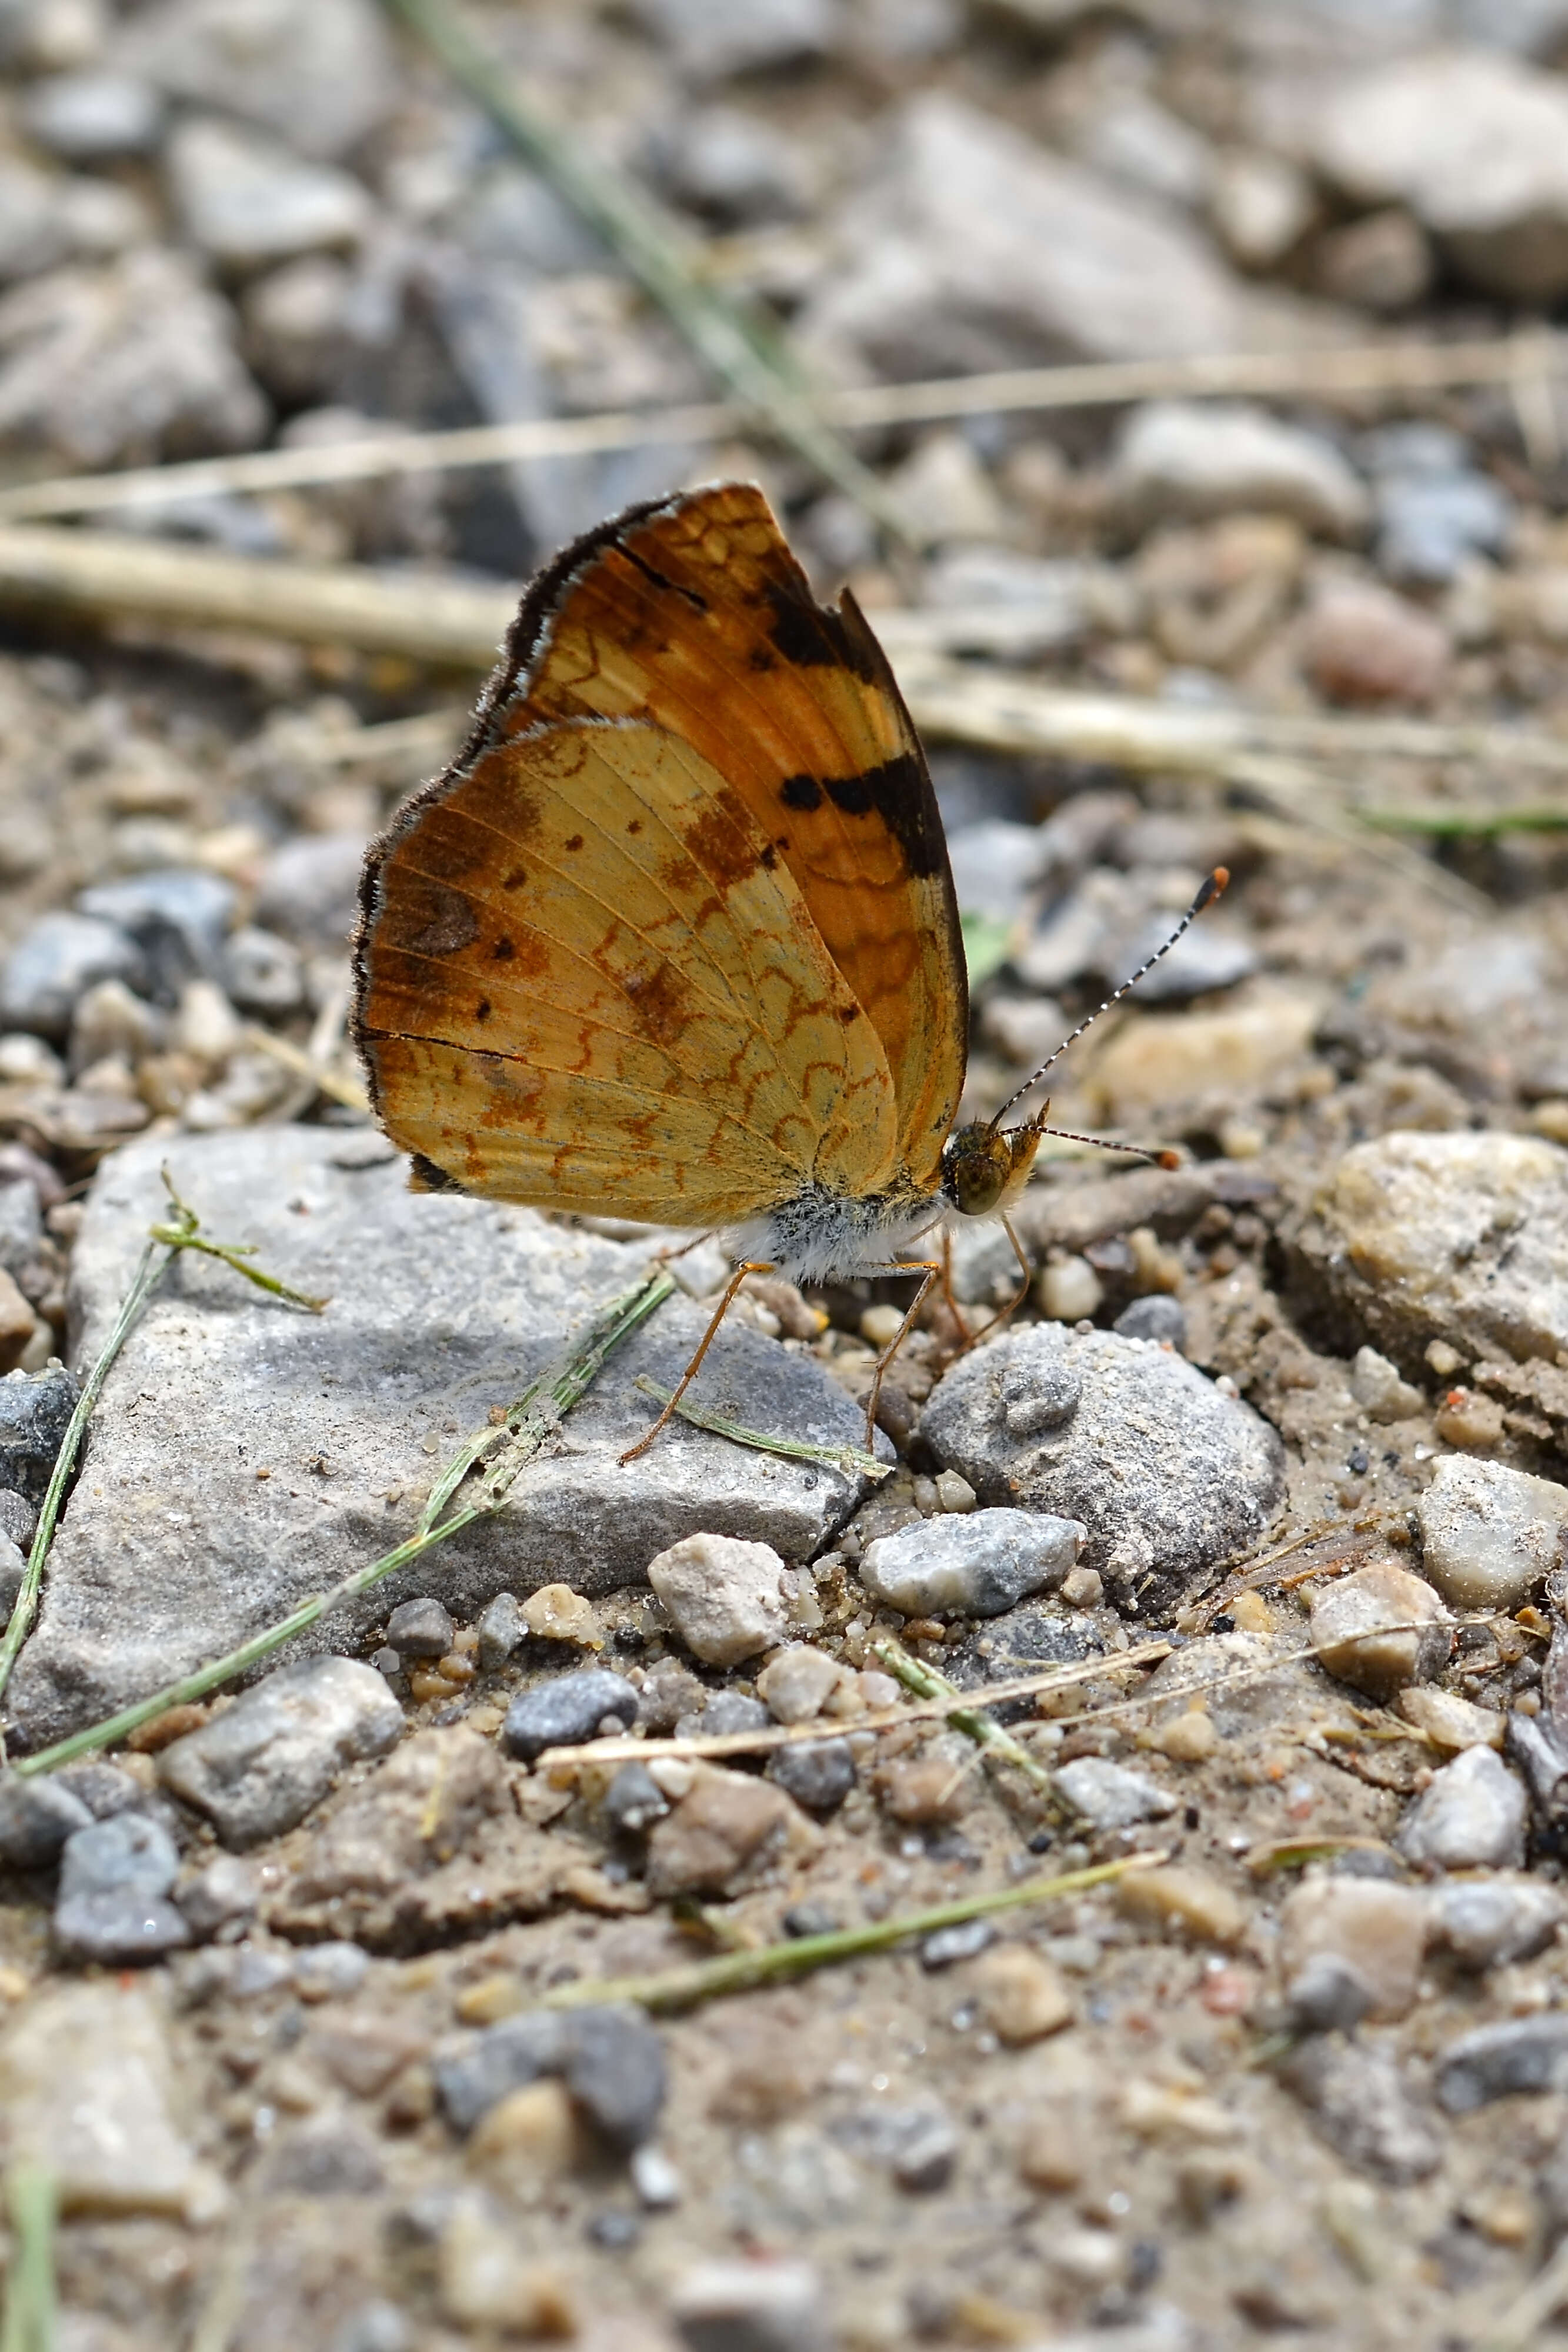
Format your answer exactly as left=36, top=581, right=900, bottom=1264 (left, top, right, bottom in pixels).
left=779, top=773, right=822, bottom=811
left=822, top=754, right=947, bottom=881
left=765, top=580, right=879, bottom=683
left=409, top=1153, right=466, bottom=1195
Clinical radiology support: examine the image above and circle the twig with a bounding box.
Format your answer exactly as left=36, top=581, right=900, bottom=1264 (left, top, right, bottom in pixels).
left=241, top=1025, right=369, bottom=1113
left=10, top=1270, right=673, bottom=1776
left=0, top=1172, right=321, bottom=1712
left=0, top=333, right=1557, bottom=523
left=0, top=2167, right=56, bottom=2352
left=379, top=0, right=908, bottom=543
left=873, top=1638, right=1057, bottom=1797
left=633, top=1373, right=890, bottom=1482
left=1362, top=802, right=1568, bottom=835
left=533, top=1850, right=1166, bottom=2014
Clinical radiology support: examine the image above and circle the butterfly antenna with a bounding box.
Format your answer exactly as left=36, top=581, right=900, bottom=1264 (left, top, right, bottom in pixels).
left=987, top=867, right=1229, bottom=1132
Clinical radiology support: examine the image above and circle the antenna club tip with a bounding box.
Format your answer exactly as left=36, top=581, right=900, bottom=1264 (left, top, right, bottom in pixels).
left=1212, top=864, right=1230, bottom=895
left=1156, top=1148, right=1182, bottom=1171
left=1193, top=866, right=1229, bottom=914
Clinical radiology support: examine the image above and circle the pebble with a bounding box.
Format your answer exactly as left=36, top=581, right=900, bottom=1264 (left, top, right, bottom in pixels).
left=1, top=911, right=143, bottom=1039
left=468, top=2078, right=578, bottom=2198
left=1109, top=400, right=1368, bottom=539
left=0, top=1175, right=42, bottom=1276
left=766, top=1736, right=856, bottom=1814
left=630, top=2142, right=682, bottom=2208
left=22, top=69, right=165, bottom=160
left=646, top=1533, right=792, bottom=1666
left=1370, top=430, right=1510, bottom=587
left=436, top=2195, right=575, bottom=2336
left=858, top=1506, right=1082, bottom=1620
left=602, top=1762, right=670, bottom=1837
left=1116, top=1864, right=1246, bottom=1946
left=1037, top=1255, right=1104, bottom=1323
left=756, top=1645, right=844, bottom=1723
left=1292, top=1130, right=1568, bottom=1367
left=158, top=1655, right=403, bottom=1849
left=645, top=1764, right=818, bottom=1899
left=840, top=2099, right=961, bottom=2193
left=633, top=0, right=836, bottom=79
left=874, top=1755, right=971, bottom=1826
left=385, top=1596, right=455, bottom=1659
left=437, top=2013, right=566, bottom=2136
left=920, top=1323, right=1284, bottom=1609
left=1396, top=1684, right=1505, bottom=1752
left=921, top=1917, right=997, bottom=1969
left=167, top=115, right=372, bottom=268
left=1310, top=48, right=1568, bottom=303
left=1283, top=2038, right=1441, bottom=2183
left=522, top=1583, right=602, bottom=1647
left=1397, top=1744, right=1527, bottom=1871
left=968, top=1943, right=1073, bottom=2044
left=1055, top=1756, right=1178, bottom=1830
left=1113, top=1294, right=1187, bottom=1350
left=253, top=832, right=369, bottom=948
left=293, top=1940, right=370, bottom=2001
left=175, top=1852, right=258, bottom=1938
left=0, top=1980, right=225, bottom=2220
left=76, top=869, right=235, bottom=998
left=0, top=1532, right=22, bottom=1612
left=684, top=1693, right=772, bottom=1739
left=219, top=925, right=305, bottom=1019
left=1279, top=1875, right=1427, bottom=2022
left=500, top=1668, right=639, bottom=1764
left=0, top=1773, right=91, bottom=1867
left=1309, top=1562, right=1449, bottom=1697
left=0, top=1366, right=74, bottom=1504
left=1437, top=2014, right=1568, bottom=2113
left=475, top=1592, right=523, bottom=1671
left=1417, top=1456, right=1568, bottom=1611
left=669, top=2257, right=830, bottom=2352
left=1430, top=1876, right=1563, bottom=1972
left=1082, top=993, right=1321, bottom=1125
left=561, top=2004, right=667, bottom=2150
left=1301, top=577, right=1451, bottom=706
left=1060, top=1565, right=1106, bottom=1612
left=1348, top=1345, right=1424, bottom=1423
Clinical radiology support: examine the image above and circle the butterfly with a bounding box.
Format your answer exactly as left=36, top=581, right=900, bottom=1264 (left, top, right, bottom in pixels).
left=349, top=482, right=1223, bottom=1460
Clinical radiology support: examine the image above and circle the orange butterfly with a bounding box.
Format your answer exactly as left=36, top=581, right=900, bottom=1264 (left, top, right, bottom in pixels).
left=350, top=483, right=1223, bottom=1459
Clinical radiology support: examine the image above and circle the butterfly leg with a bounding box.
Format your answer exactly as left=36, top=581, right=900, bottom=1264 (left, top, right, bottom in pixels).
left=652, top=1230, right=715, bottom=1265
left=939, top=1226, right=975, bottom=1348
left=618, top=1259, right=776, bottom=1467
left=858, top=1257, right=942, bottom=1455
left=948, top=1213, right=1033, bottom=1360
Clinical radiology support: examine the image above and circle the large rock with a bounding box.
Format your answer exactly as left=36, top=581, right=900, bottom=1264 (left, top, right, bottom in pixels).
left=1309, top=48, right=1568, bottom=301
left=8, top=1129, right=876, bottom=1746
left=919, top=1324, right=1285, bottom=1613
left=1288, top=1130, right=1568, bottom=1369
left=799, top=93, right=1277, bottom=382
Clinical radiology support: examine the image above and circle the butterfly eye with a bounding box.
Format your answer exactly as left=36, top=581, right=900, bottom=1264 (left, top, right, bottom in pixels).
left=941, top=1125, right=1016, bottom=1217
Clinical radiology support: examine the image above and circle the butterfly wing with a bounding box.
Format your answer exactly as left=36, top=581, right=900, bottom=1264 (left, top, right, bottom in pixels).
left=466, top=482, right=968, bottom=1192
left=353, top=713, right=900, bottom=1224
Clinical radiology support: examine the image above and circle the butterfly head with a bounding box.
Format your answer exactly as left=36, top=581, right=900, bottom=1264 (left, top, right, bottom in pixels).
left=940, top=1116, right=1047, bottom=1219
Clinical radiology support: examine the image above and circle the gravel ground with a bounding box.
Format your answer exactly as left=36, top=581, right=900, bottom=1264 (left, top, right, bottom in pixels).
left=3, top=4, right=1568, bottom=2350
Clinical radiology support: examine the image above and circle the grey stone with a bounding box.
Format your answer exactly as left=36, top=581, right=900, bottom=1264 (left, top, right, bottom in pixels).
left=58, top=1811, right=178, bottom=1903
left=220, top=926, right=305, bottom=1019
left=12, top=1129, right=872, bottom=1746
left=1113, top=1295, right=1187, bottom=1350
left=167, top=116, right=372, bottom=271
left=435, top=2011, right=567, bottom=2134
left=800, top=94, right=1265, bottom=382
left=501, top=1669, right=639, bottom=1764
left=646, top=1533, right=792, bottom=1666
left=0, top=1365, right=76, bottom=1505
left=264, top=2117, right=382, bottom=2195
left=1376, top=469, right=1510, bottom=588
left=1285, top=2037, right=1442, bottom=2181
left=252, top=832, right=372, bottom=949
left=1055, top=1756, right=1179, bottom=1831
left=920, top=1324, right=1285, bottom=1610
left=1437, top=2014, right=1568, bottom=2111
left=0, top=248, right=268, bottom=472
left=1417, top=1457, right=1568, bottom=1613
left=685, top=1693, right=771, bottom=1740
left=1431, top=1876, right=1564, bottom=1971
left=331, top=2303, right=409, bottom=2352
left=53, top=1760, right=144, bottom=1820
left=175, top=1853, right=259, bottom=1938
left=660, top=105, right=811, bottom=225
left=670, top=2259, right=830, bottom=2352
left=21, top=72, right=164, bottom=161
left=0, top=158, right=106, bottom=283
left=1096, top=908, right=1260, bottom=1005
left=120, top=0, right=398, bottom=160
left=1310, top=47, right=1568, bottom=301
left=1396, top=1745, right=1527, bottom=1871
left=1283, top=1952, right=1376, bottom=2034
left=1109, top=401, right=1368, bottom=538
left=292, top=1939, right=369, bottom=2000
left=563, top=2004, right=666, bottom=2150
left=766, top=1737, right=855, bottom=1814
left=920, top=1916, right=997, bottom=1970
left=0, top=1774, right=91, bottom=1869
left=629, top=0, right=838, bottom=79
left=475, top=1591, right=523, bottom=1672
left=0, top=1175, right=44, bottom=1275
left=0, top=1538, right=21, bottom=1623
left=1, top=911, right=143, bottom=1039
left=858, top=1508, right=1083, bottom=1620
left=603, top=1762, right=669, bottom=1837
left=156, top=1656, right=403, bottom=1850
left=77, top=870, right=235, bottom=1000
left=384, top=1597, right=453, bottom=1660
left=946, top=820, right=1052, bottom=927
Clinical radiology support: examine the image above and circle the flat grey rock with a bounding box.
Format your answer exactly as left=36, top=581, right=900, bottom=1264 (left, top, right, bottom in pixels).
left=919, top=1324, right=1286, bottom=1614
left=158, top=1655, right=403, bottom=1849
left=10, top=1129, right=872, bottom=1746
left=857, top=1506, right=1082, bottom=1619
